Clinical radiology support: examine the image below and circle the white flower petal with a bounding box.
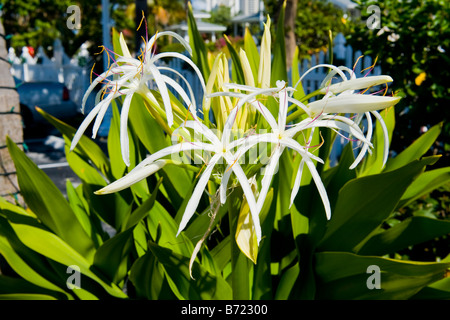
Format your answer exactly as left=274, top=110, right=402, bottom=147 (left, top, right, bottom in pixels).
left=319, top=75, right=393, bottom=95
left=290, top=159, right=305, bottom=208
left=225, top=153, right=262, bottom=244
left=120, top=92, right=135, bottom=167
left=134, top=141, right=216, bottom=172
left=95, top=160, right=166, bottom=194
left=70, top=99, right=106, bottom=151
left=151, top=52, right=206, bottom=94
left=257, top=147, right=282, bottom=213
left=350, top=111, right=373, bottom=170
left=176, top=154, right=221, bottom=236
left=371, top=110, right=390, bottom=167
left=304, top=156, right=331, bottom=220
left=308, top=94, right=401, bottom=115
left=148, top=64, right=173, bottom=127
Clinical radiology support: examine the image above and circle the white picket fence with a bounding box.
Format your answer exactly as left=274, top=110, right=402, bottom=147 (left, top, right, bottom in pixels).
left=9, top=40, right=92, bottom=112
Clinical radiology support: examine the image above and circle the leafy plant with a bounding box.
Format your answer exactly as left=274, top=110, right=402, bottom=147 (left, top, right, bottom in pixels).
left=347, top=0, right=450, bottom=158
left=0, top=2, right=449, bottom=300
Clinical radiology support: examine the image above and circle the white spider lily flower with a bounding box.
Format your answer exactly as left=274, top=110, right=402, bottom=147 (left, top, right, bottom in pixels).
left=217, top=80, right=375, bottom=219
left=94, top=118, right=263, bottom=244
left=306, top=68, right=400, bottom=168
left=293, top=64, right=401, bottom=169
left=70, top=31, right=206, bottom=166
left=211, top=81, right=370, bottom=221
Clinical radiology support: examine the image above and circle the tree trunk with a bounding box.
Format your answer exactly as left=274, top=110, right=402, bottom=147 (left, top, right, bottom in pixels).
left=0, top=20, right=24, bottom=204
left=284, top=0, right=298, bottom=68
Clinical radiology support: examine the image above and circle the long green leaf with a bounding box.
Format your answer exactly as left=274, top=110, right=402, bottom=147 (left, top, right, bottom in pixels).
left=318, top=156, right=439, bottom=252
left=0, top=218, right=72, bottom=299
left=384, top=122, right=442, bottom=172
left=6, top=137, right=96, bottom=261
left=398, top=166, right=450, bottom=208
left=270, top=1, right=287, bottom=86
left=357, top=216, right=450, bottom=256
left=187, top=2, right=210, bottom=80
left=224, top=34, right=245, bottom=84
left=8, top=221, right=127, bottom=299
left=93, top=228, right=134, bottom=284
left=148, top=241, right=232, bottom=300
left=37, top=108, right=112, bottom=181
left=243, top=27, right=260, bottom=85
left=315, top=251, right=450, bottom=299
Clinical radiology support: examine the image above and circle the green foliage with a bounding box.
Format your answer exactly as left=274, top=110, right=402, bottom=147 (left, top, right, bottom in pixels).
left=0, top=4, right=449, bottom=300
left=347, top=0, right=450, bottom=156
left=1, top=0, right=134, bottom=68
left=265, top=0, right=350, bottom=58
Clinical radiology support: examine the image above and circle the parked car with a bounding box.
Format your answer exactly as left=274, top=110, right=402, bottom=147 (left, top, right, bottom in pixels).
left=14, top=77, right=80, bottom=130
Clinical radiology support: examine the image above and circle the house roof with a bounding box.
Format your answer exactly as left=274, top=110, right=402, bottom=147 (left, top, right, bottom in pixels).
left=167, top=20, right=227, bottom=33
left=231, top=12, right=265, bottom=23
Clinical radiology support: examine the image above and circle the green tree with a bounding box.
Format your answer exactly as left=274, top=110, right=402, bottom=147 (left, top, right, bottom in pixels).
left=346, top=0, right=450, bottom=159
left=265, top=0, right=350, bottom=60
left=1, top=0, right=134, bottom=69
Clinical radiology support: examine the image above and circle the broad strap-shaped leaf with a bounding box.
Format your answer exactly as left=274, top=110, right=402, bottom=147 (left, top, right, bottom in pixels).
left=0, top=215, right=73, bottom=299
left=7, top=221, right=127, bottom=299
left=357, top=216, right=450, bottom=256
left=243, top=27, right=260, bottom=85
left=37, top=108, right=112, bottom=181
left=314, top=251, right=450, bottom=300
left=398, top=166, right=450, bottom=208
left=93, top=228, right=134, bottom=284
left=128, top=249, right=174, bottom=299
left=187, top=2, right=210, bottom=80
left=270, top=1, right=287, bottom=86
left=291, top=46, right=306, bottom=101
left=384, top=122, right=442, bottom=172
left=148, top=241, right=232, bottom=300
left=6, top=137, right=96, bottom=261
left=224, top=34, right=245, bottom=85
left=318, top=156, right=440, bottom=252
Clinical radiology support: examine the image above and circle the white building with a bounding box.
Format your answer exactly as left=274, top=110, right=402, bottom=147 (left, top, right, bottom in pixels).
left=205, top=0, right=261, bottom=16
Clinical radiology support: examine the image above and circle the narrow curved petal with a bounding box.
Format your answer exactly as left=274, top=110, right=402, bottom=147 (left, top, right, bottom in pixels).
left=304, top=156, right=331, bottom=220
left=278, top=137, right=324, bottom=164
left=225, top=153, right=262, bottom=244
left=290, top=158, right=305, bottom=208
left=151, top=52, right=206, bottom=94
left=257, top=147, right=282, bottom=213
left=161, top=74, right=196, bottom=119
left=148, top=64, right=173, bottom=127
left=318, top=75, right=393, bottom=95
left=277, top=83, right=288, bottom=131
left=176, top=154, right=222, bottom=236
left=70, top=99, right=107, bottom=151
left=350, top=111, right=373, bottom=170
left=181, top=120, right=221, bottom=146
left=371, top=110, right=390, bottom=167
left=119, top=92, right=135, bottom=166
left=293, top=64, right=349, bottom=93
left=119, top=32, right=132, bottom=58
left=308, top=94, right=401, bottom=115
left=158, top=67, right=197, bottom=116
left=95, top=160, right=166, bottom=194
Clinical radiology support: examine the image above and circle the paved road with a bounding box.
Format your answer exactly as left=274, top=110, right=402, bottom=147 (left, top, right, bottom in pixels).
left=25, top=134, right=81, bottom=197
